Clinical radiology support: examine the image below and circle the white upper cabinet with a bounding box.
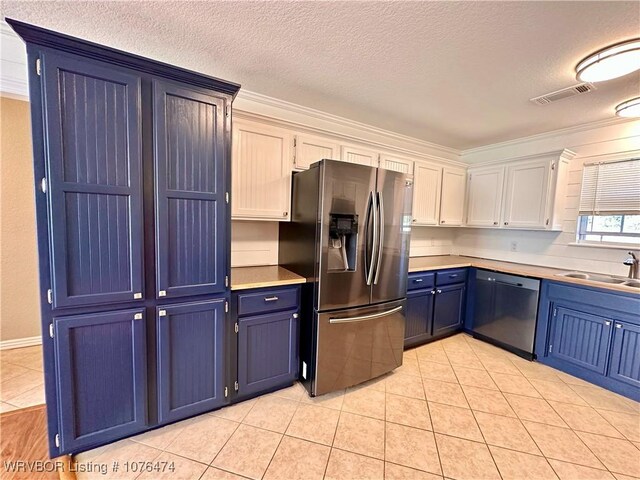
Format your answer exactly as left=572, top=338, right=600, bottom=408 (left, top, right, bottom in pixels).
left=294, top=134, right=340, bottom=170
left=341, top=145, right=379, bottom=166
left=465, top=149, right=575, bottom=230
left=379, top=154, right=414, bottom=175
left=502, top=158, right=551, bottom=229
left=412, top=162, right=443, bottom=225
left=439, top=166, right=466, bottom=226
left=232, top=118, right=293, bottom=221
left=466, top=166, right=505, bottom=227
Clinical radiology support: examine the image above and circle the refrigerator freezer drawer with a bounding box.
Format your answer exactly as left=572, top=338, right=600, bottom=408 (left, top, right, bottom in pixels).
left=313, top=299, right=405, bottom=396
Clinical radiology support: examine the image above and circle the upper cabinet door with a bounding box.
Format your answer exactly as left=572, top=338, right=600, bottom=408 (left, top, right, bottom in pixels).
left=153, top=80, right=227, bottom=299
left=412, top=162, right=442, bottom=225
left=439, top=167, right=467, bottom=226
left=380, top=154, right=414, bottom=176
left=294, top=134, right=339, bottom=170
left=341, top=145, right=379, bottom=166
left=42, top=52, right=144, bottom=308
left=232, top=119, right=293, bottom=221
left=502, top=159, right=551, bottom=229
left=466, top=166, right=505, bottom=227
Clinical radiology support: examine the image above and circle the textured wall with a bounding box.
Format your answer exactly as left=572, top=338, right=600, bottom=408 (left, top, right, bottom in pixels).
left=0, top=96, right=40, bottom=342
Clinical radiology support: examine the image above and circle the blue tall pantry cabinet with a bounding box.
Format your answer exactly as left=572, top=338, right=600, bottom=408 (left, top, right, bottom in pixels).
left=8, top=19, right=240, bottom=456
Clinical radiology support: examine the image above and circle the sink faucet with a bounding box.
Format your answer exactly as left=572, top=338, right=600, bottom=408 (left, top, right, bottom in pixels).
left=624, top=252, right=639, bottom=279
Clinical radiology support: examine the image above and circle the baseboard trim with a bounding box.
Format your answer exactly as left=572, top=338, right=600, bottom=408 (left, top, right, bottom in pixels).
left=0, top=336, right=42, bottom=350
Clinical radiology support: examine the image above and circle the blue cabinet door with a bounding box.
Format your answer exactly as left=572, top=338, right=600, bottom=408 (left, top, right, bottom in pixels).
left=608, top=321, right=640, bottom=388
left=42, top=52, right=144, bottom=308
left=153, top=80, right=228, bottom=299
left=54, top=308, right=147, bottom=453
left=433, top=284, right=465, bottom=336
left=404, top=289, right=434, bottom=347
left=549, top=306, right=612, bottom=375
left=238, top=310, right=298, bottom=397
left=157, top=299, right=227, bottom=423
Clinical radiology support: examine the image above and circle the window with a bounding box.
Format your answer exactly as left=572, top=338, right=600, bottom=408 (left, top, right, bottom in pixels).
left=577, top=158, right=640, bottom=246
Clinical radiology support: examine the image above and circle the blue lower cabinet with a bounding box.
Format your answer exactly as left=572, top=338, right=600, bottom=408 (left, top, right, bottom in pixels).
left=433, top=284, right=466, bottom=336
left=238, top=310, right=299, bottom=397
left=54, top=308, right=147, bottom=453
left=609, top=321, right=640, bottom=389
left=404, top=289, right=434, bottom=347
left=157, top=299, right=227, bottom=423
left=548, top=306, right=612, bottom=375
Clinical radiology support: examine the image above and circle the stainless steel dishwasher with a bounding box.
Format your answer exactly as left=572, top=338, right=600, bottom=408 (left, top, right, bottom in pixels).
left=472, top=269, right=541, bottom=359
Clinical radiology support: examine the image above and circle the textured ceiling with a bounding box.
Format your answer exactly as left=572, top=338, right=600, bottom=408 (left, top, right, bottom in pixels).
left=1, top=1, right=639, bottom=149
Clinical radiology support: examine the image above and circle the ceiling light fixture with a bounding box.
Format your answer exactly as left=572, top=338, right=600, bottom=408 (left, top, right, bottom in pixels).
left=576, top=38, right=640, bottom=82
left=615, top=97, right=640, bottom=117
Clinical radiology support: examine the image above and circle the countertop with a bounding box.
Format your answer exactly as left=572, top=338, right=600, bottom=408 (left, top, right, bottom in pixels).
left=230, top=265, right=306, bottom=291
left=409, top=255, right=640, bottom=295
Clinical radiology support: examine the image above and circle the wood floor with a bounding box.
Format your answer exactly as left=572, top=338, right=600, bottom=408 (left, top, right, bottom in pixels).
left=0, top=404, right=57, bottom=480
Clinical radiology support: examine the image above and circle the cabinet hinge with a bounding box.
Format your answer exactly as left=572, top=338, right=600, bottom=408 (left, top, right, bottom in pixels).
left=234, top=322, right=239, bottom=334
left=234, top=381, right=239, bottom=391
left=225, top=276, right=229, bottom=288
left=553, top=308, right=557, bottom=318
left=224, top=386, right=229, bottom=398
left=293, top=137, right=297, bottom=148
left=548, top=344, right=553, bottom=353
left=225, top=192, right=229, bottom=204
left=47, top=289, right=52, bottom=305
left=225, top=301, right=229, bottom=313
left=225, top=105, right=230, bottom=118
left=551, top=162, right=555, bottom=170
left=36, top=58, right=41, bottom=76
left=54, top=434, right=60, bottom=448
left=40, top=177, right=47, bottom=193
left=49, top=323, right=54, bottom=339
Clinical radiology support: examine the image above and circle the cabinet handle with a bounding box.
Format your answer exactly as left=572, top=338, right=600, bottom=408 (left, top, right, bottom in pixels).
left=449, top=274, right=458, bottom=278
left=504, top=222, right=509, bottom=226
left=441, top=220, right=445, bottom=224
left=414, top=279, right=423, bottom=283
left=412, top=219, right=417, bottom=223
left=431, top=290, right=436, bottom=295
left=493, top=221, right=498, bottom=225
left=283, top=212, right=288, bottom=217
left=293, top=313, right=299, bottom=319
left=264, top=296, right=279, bottom=302
left=436, top=289, right=442, bottom=294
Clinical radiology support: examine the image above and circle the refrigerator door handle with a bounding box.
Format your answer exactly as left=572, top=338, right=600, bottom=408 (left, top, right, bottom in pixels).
left=373, top=191, right=384, bottom=285
left=366, top=192, right=379, bottom=286
left=329, top=305, right=403, bottom=324
left=363, top=191, right=374, bottom=285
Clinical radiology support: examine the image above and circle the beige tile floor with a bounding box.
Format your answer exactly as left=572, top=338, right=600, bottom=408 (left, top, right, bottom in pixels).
left=69, top=333, right=640, bottom=480
left=0, top=344, right=45, bottom=412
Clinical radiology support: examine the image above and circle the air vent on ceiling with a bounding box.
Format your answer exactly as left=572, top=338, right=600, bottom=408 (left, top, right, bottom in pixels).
left=530, top=82, right=596, bottom=105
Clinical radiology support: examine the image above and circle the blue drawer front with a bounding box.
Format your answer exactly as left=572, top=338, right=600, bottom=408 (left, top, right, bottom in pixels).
left=436, top=269, right=467, bottom=286
left=408, top=272, right=435, bottom=291
left=238, top=288, right=299, bottom=316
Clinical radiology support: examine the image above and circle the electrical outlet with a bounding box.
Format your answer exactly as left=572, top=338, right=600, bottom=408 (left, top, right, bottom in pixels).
left=510, top=241, right=518, bottom=252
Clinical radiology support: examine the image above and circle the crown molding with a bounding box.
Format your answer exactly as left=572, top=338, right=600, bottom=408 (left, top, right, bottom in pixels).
left=235, top=89, right=461, bottom=159
left=462, top=117, right=638, bottom=158
left=467, top=148, right=577, bottom=168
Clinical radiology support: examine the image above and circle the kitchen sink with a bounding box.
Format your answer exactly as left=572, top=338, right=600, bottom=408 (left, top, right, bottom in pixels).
left=558, top=271, right=639, bottom=287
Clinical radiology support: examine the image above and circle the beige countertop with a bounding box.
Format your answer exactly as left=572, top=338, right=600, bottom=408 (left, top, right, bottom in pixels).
left=409, top=255, right=640, bottom=295
left=231, top=265, right=306, bottom=291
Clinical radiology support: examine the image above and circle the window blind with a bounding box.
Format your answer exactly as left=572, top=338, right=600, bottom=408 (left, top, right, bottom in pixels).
left=579, top=158, right=640, bottom=215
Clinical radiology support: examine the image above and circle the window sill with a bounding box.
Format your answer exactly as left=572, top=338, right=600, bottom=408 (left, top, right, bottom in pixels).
left=568, top=242, right=640, bottom=251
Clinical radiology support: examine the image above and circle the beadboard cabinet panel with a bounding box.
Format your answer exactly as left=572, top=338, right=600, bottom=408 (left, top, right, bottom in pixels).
left=157, top=299, right=227, bottom=423
left=54, top=308, right=147, bottom=452
left=153, top=80, right=227, bottom=298
left=412, top=162, right=442, bottom=225
left=341, top=145, right=378, bottom=166
left=502, top=158, right=551, bottom=229
left=380, top=154, right=414, bottom=175
left=609, top=322, right=640, bottom=388
left=440, top=166, right=466, bottom=226
left=294, top=134, right=339, bottom=170
left=232, top=119, right=292, bottom=221
left=42, top=52, right=144, bottom=308
left=466, top=166, right=504, bottom=227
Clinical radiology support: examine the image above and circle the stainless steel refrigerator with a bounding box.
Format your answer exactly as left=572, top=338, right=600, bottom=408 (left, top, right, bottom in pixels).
left=280, top=159, right=413, bottom=396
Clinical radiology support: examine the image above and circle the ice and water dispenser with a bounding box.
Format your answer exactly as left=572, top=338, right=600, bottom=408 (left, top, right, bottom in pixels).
left=328, top=212, right=358, bottom=271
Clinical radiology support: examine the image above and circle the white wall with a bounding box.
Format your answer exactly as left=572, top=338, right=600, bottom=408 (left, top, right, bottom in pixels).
left=454, top=119, right=640, bottom=276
